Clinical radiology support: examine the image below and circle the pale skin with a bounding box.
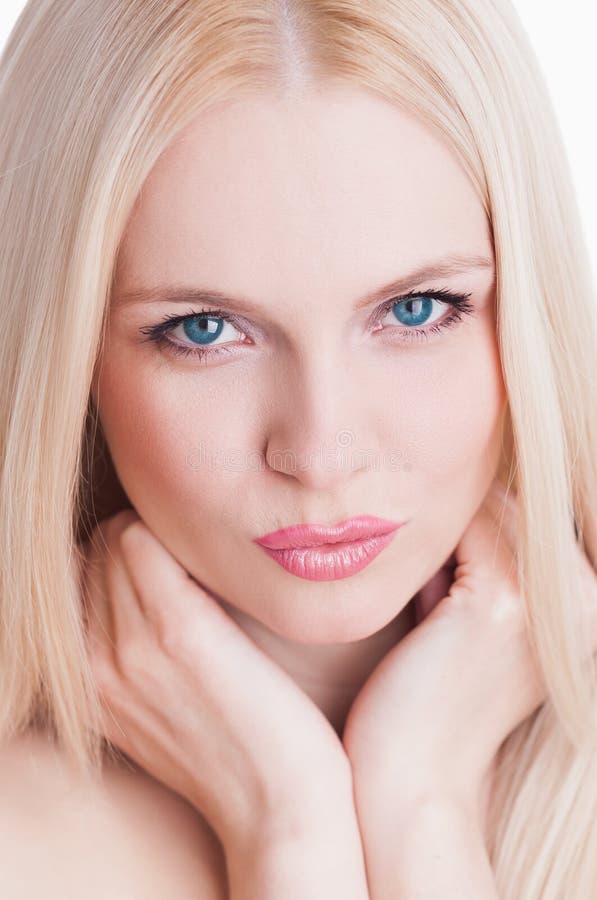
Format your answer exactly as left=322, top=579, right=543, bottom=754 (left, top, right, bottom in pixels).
left=71, top=84, right=597, bottom=897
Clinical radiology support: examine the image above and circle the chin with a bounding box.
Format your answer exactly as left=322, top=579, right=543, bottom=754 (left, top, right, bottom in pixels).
left=252, top=589, right=415, bottom=645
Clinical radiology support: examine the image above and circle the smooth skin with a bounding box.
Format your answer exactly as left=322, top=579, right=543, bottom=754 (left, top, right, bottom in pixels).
left=80, top=479, right=597, bottom=898
left=78, top=85, right=597, bottom=896
left=95, top=85, right=505, bottom=702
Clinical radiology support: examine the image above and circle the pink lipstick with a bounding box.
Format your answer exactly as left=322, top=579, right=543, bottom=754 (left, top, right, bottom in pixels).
left=254, top=515, right=406, bottom=581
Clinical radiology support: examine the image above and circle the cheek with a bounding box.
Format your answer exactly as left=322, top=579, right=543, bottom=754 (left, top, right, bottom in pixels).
left=93, top=355, right=248, bottom=525
left=384, top=331, right=506, bottom=487
left=375, top=329, right=506, bottom=586
left=95, top=323, right=506, bottom=527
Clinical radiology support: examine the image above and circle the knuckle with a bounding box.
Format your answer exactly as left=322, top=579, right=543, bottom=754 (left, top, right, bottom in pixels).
left=449, top=576, right=525, bottom=637
left=118, top=517, right=146, bottom=553
left=117, top=519, right=153, bottom=574
left=490, top=585, right=521, bottom=622
left=487, top=587, right=527, bottom=640
left=96, top=510, right=141, bottom=553
left=112, top=508, right=141, bottom=533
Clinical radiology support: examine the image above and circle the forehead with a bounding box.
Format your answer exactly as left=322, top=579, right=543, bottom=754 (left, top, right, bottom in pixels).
left=114, top=85, right=492, bottom=297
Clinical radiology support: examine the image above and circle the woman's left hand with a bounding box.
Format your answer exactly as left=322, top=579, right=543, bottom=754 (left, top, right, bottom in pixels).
left=342, top=477, right=597, bottom=834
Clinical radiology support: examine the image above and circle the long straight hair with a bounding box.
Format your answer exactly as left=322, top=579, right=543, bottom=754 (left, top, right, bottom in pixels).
left=0, top=1, right=595, bottom=895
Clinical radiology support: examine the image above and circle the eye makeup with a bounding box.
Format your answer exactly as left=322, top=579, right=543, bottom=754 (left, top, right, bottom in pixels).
left=137, top=286, right=476, bottom=363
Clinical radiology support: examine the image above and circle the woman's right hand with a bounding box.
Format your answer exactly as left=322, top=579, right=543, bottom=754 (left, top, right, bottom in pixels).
left=77, top=508, right=353, bottom=858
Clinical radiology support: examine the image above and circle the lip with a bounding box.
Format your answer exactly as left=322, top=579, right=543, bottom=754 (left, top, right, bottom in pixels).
left=255, top=515, right=406, bottom=550
left=254, top=516, right=407, bottom=582
left=257, top=532, right=404, bottom=581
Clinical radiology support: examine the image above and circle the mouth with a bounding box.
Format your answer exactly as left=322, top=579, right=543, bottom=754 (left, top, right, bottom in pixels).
left=254, top=515, right=407, bottom=550
left=254, top=516, right=408, bottom=582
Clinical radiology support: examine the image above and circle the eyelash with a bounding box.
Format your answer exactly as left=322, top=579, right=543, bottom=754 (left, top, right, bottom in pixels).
left=138, top=287, right=476, bottom=363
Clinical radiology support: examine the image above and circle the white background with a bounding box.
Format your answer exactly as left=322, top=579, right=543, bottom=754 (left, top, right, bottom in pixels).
left=0, top=1, right=594, bottom=279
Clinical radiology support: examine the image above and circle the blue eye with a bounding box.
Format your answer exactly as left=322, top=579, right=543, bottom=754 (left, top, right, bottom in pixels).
left=139, top=309, right=247, bottom=362
left=138, top=287, right=475, bottom=362
left=373, top=288, right=475, bottom=344
left=389, top=296, right=437, bottom=328
left=180, top=315, right=229, bottom=345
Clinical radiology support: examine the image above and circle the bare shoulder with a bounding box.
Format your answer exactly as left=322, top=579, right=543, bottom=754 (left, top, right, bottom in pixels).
left=0, top=728, right=229, bottom=899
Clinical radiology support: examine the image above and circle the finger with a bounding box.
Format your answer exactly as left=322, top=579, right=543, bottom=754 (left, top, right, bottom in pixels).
left=115, top=517, right=215, bottom=650
left=101, top=511, right=149, bottom=647
left=455, top=481, right=517, bottom=582
left=484, top=487, right=597, bottom=650
left=115, top=517, right=284, bottom=695
left=80, top=521, right=142, bottom=743
left=481, top=478, right=520, bottom=552
left=81, top=528, right=115, bottom=661
left=79, top=529, right=126, bottom=740
left=413, top=480, right=518, bottom=624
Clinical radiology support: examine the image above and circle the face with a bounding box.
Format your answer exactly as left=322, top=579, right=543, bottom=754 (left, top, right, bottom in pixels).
left=93, top=84, right=507, bottom=644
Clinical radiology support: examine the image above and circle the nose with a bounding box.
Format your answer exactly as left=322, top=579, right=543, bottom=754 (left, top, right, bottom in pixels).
left=263, top=355, right=379, bottom=491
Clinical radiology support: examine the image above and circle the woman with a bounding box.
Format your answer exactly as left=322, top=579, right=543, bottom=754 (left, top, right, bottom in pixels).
left=0, top=0, right=595, bottom=896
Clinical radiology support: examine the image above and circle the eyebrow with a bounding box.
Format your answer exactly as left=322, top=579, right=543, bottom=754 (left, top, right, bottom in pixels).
left=113, top=253, right=494, bottom=314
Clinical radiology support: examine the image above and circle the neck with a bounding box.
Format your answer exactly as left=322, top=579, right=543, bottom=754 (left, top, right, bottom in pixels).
left=215, top=594, right=417, bottom=738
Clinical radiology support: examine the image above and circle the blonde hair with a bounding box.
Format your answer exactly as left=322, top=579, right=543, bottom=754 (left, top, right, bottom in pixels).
left=0, top=0, right=595, bottom=894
